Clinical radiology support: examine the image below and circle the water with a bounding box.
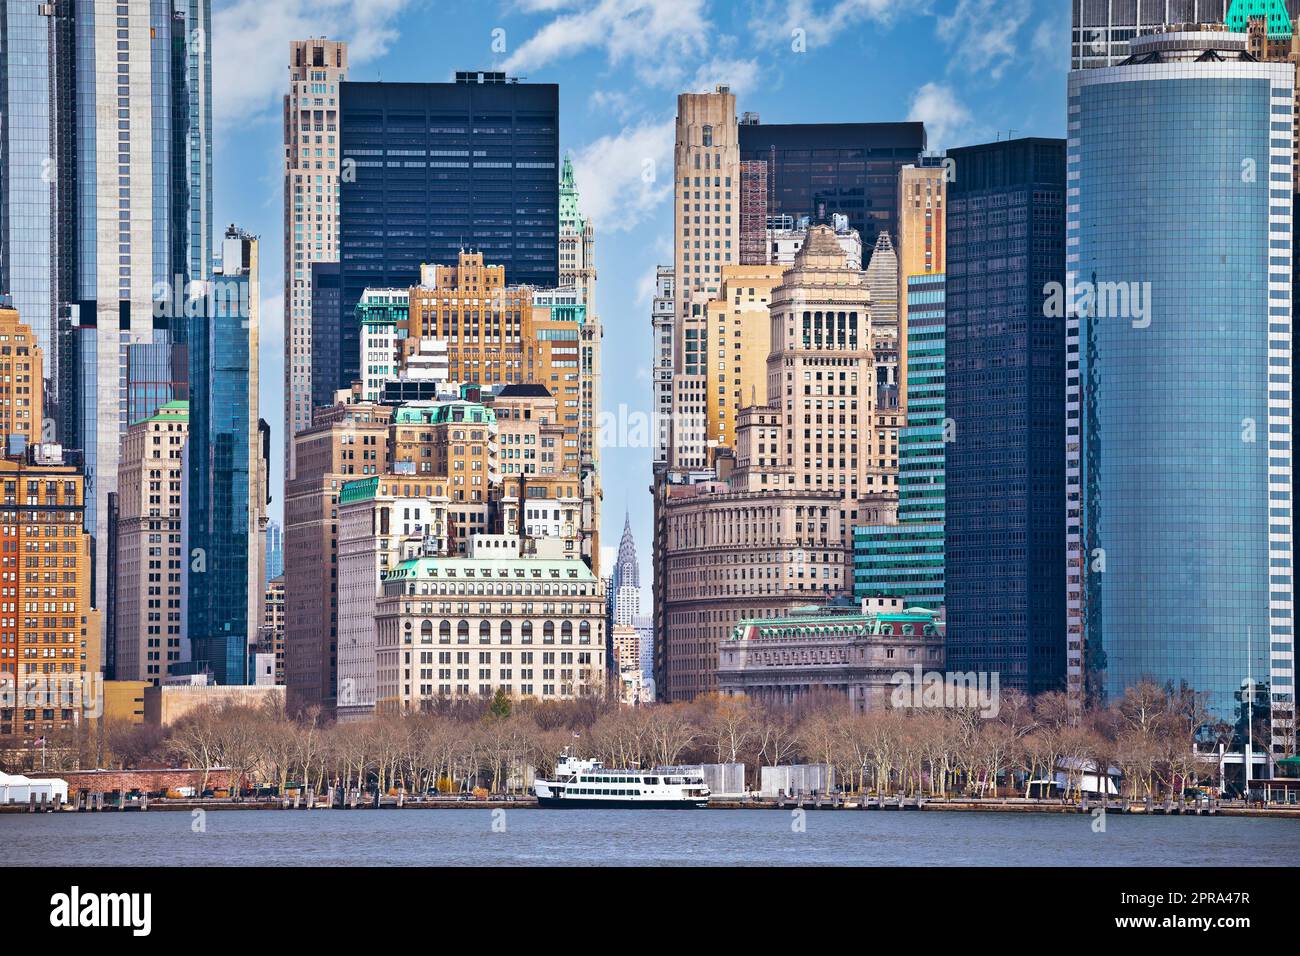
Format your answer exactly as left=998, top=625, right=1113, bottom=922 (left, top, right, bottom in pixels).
left=6, top=809, right=1298, bottom=866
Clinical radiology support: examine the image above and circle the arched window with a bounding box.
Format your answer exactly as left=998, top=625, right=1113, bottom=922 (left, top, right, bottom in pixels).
left=543, top=620, right=555, bottom=643
left=439, top=620, right=451, bottom=643
left=479, top=620, right=492, bottom=643
left=902, top=624, right=914, bottom=636
left=457, top=620, right=469, bottom=643
left=579, top=620, right=591, bottom=643
left=521, top=620, right=533, bottom=643
left=702, top=124, right=713, bottom=147
left=420, top=621, right=432, bottom=643
left=500, top=620, right=513, bottom=643
left=561, top=620, right=573, bottom=643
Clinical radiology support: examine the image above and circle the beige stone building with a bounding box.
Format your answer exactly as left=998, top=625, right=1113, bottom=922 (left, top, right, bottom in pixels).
left=660, top=479, right=848, bottom=702
left=284, top=38, right=348, bottom=479
left=704, top=265, right=784, bottom=458
left=718, top=605, right=944, bottom=712
left=375, top=536, right=604, bottom=710
left=284, top=401, right=392, bottom=713
left=114, top=400, right=188, bottom=683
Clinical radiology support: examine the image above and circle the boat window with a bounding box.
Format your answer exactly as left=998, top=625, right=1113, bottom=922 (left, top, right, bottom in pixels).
left=644, top=777, right=659, bottom=785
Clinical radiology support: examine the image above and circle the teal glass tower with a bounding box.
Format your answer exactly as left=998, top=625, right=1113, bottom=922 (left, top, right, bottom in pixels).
left=1067, top=26, right=1295, bottom=749
left=853, top=273, right=945, bottom=608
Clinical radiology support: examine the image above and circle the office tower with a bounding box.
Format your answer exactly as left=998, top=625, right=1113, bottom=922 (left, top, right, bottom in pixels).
left=265, top=518, right=283, bottom=582
left=737, top=118, right=925, bottom=263
left=864, top=231, right=900, bottom=408
left=284, top=402, right=393, bottom=713
left=651, top=267, right=676, bottom=465
left=0, top=2, right=212, bottom=614
left=739, top=160, right=769, bottom=265
left=942, top=138, right=1066, bottom=696
left=703, top=265, right=784, bottom=455
left=0, top=444, right=98, bottom=743
left=612, top=512, right=640, bottom=626
left=355, top=288, right=409, bottom=402
left=336, top=476, right=449, bottom=720
left=1070, top=0, right=1300, bottom=68
left=0, top=304, right=43, bottom=452
left=258, top=575, right=285, bottom=685
left=853, top=274, right=946, bottom=608
left=559, top=155, right=597, bottom=307
left=284, top=38, right=348, bottom=480
left=308, top=261, right=342, bottom=415
left=114, top=401, right=188, bottom=682
left=1067, top=27, right=1294, bottom=753
left=896, top=160, right=947, bottom=401
left=184, top=227, right=260, bottom=684
left=334, top=73, right=559, bottom=399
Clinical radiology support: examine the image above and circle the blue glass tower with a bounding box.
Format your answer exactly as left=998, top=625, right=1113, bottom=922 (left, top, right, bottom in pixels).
left=944, top=137, right=1067, bottom=696
left=1067, top=27, right=1295, bottom=744
left=853, top=273, right=945, bottom=607
left=185, top=227, right=259, bottom=684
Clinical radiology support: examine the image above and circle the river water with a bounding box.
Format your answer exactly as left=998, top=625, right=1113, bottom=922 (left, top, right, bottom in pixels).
left=6, top=808, right=1298, bottom=866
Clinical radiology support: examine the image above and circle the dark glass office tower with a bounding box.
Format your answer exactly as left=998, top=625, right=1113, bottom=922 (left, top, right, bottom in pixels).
left=309, top=261, right=341, bottom=413
left=737, top=121, right=925, bottom=264
left=336, top=72, right=558, bottom=394
left=943, top=138, right=1067, bottom=696
left=185, top=228, right=259, bottom=685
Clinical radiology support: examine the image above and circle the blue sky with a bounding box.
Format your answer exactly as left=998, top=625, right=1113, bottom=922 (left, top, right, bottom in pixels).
left=210, top=0, right=1070, bottom=598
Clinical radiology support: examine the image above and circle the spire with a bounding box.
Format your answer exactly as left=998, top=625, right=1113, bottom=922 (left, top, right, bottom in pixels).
left=612, top=511, right=639, bottom=592
left=559, top=152, right=581, bottom=229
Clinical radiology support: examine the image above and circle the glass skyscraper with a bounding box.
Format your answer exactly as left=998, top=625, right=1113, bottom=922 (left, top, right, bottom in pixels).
left=944, top=138, right=1067, bottom=696
left=737, top=121, right=926, bottom=266
left=335, top=73, right=559, bottom=398
left=185, top=227, right=259, bottom=684
left=853, top=273, right=946, bottom=608
left=1067, top=27, right=1295, bottom=747
left=1, top=0, right=212, bottom=612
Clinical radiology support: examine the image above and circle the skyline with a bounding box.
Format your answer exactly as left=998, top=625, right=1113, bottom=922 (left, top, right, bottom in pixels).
left=212, top=0, right=1072, bottom=603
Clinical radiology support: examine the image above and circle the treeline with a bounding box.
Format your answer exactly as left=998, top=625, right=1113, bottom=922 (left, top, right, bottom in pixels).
left=3, top=681, right=1262, bottom=799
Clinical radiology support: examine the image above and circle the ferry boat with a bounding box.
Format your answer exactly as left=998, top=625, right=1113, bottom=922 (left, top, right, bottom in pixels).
left=533, top=753, right=710, bottom=808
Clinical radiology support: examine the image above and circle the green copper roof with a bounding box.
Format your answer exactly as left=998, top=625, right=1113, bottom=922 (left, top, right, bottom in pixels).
left=392, top=401, right=496, bottom=426
left=134, top=399, right=189, bottom=426
left=384, top=555, right=596, bottom=582
left=339, top=475, right=380, bottom=505
left=727, top=606, right=941, bottom=642
left=1226, top=0, right=1293, bottom=37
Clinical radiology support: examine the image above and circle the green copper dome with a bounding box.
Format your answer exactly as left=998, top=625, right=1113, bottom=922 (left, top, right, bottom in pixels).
left=1226, top=0, right=1293, bottom=37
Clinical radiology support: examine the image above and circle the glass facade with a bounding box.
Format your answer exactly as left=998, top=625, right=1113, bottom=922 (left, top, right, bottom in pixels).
left=945, top=138, right=1067, bottom=695
left=1067, top=53, right=1294, bottom=733
left=185, top=232, right=257, bottom=684
left=738, top=122, right=926, bottom=268
left=854, top=274, right=945, bottom=607
left=336, top=78, right=559, bottom=397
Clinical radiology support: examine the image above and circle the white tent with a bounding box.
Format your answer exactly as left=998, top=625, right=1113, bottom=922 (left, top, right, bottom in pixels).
left=0, top=772, right=68, bottom=804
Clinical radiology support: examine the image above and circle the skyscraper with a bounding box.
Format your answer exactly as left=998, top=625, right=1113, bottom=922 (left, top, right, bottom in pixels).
left=1067, top=26, right=1294, bottom=752
left=184, top=227, right=260, bottom=684
left=853, top=273, right=946, bottom=609
left=737, top=118, right=926, bottom=263
left=284, top=38, right=348, bottom=480
left=1070, top=0, right=1300, bottom=68
left=1, top=0, right=212, bottom=613
left=334, top=73, right=559, bottom=400
left=944, top=137, right=1066, bottom=697
left=612, top=512, right=640, bottom=626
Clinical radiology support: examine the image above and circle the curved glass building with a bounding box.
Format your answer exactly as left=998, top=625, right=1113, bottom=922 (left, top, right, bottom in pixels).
left=1066, top=26, right=1295, bottom=746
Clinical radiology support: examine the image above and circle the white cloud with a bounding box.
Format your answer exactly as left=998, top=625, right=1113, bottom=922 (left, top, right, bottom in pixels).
left=689, top=57, right=762, bottom=97
left=211, top=0, right=416, bottom=130
left=569, top=118, right=675, bottom=232
left=502, top=0, right=711, bottom=88
left=906, top=82, right=974, bottom=151
left=751, top=0, right=923, bottom=51
left=936, top=0, right=1032, bottom=80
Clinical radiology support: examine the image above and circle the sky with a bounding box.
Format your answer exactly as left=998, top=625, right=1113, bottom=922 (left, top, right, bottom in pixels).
left=210, top=0, right=1071, bottom=603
